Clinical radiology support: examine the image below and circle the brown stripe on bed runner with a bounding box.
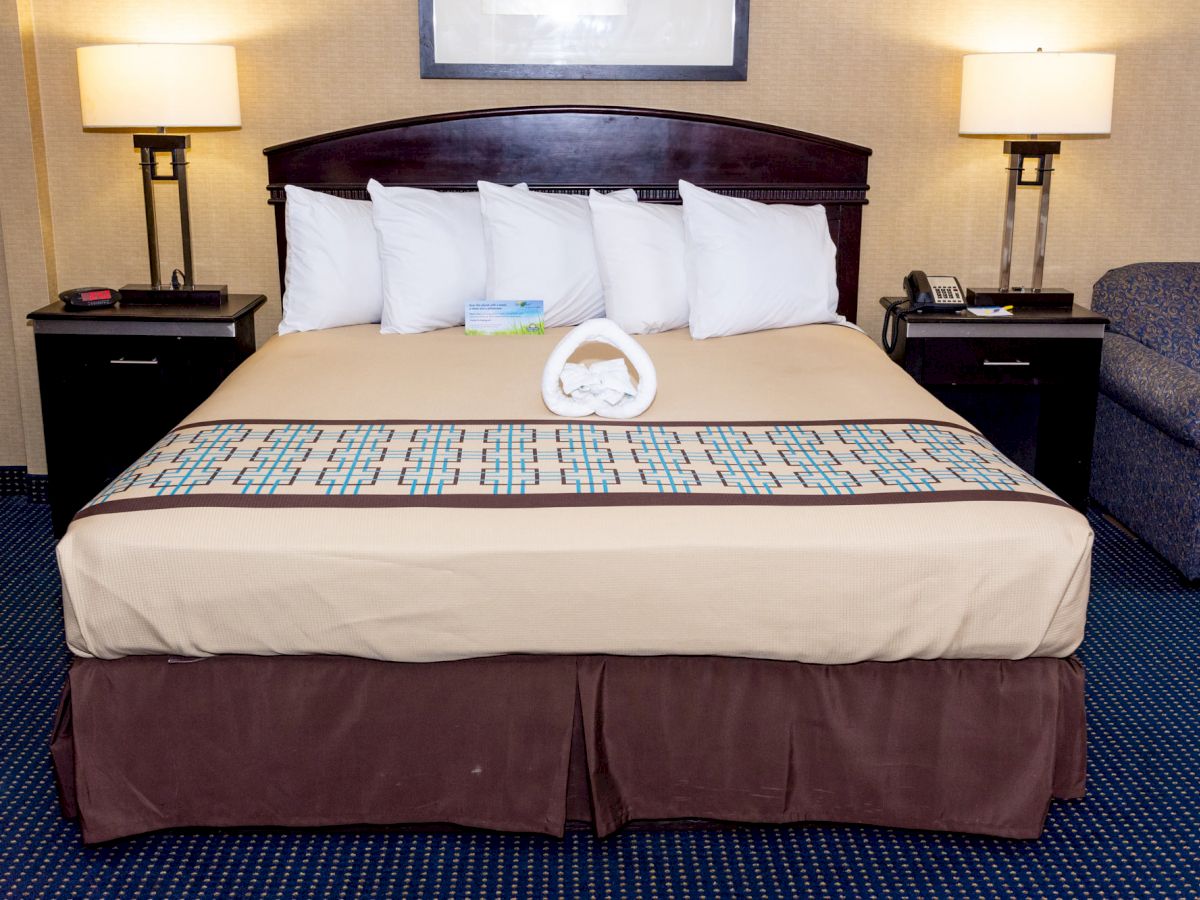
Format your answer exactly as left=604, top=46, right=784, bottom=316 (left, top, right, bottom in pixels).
left=178, top=416, right=988, bottom=437
left=74, top=488, right=1069, bottom=519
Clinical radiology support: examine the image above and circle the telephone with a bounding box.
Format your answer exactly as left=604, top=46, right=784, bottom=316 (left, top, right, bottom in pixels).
left=882, top=271, right=966, bottom=353
left=904, top=271, right=965, bottom=310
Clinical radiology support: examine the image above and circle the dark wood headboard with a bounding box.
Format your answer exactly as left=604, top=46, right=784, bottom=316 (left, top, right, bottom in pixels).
left=264, top=105, right=871, bottom=322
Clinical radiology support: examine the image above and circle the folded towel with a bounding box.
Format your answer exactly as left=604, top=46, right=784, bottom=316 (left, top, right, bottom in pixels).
left=560, top=358, right=638, bottom=406
left=542, top=319, right=658, bottom=418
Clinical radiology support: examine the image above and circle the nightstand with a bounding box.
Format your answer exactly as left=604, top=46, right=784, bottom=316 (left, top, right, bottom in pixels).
left=28, top=294, right=266, bottom=536
left=880, top=300, right=1108, bottom=511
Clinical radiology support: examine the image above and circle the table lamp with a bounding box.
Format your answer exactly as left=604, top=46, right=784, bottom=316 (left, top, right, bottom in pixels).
left=959, top=50, right=1115, bottom=307
left=77, top=44, right=241, bottom=305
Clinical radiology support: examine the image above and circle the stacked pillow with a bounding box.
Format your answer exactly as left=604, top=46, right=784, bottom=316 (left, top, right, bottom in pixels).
left=280, top=179, right=841, bottom=339
left=588, top=189, right=689, bottom=334
left=677, top=180, right=840, bottom=339
left=369, top=180, right=530, bottom=334
left=477, top=182, right=638, bottom=328
left=279, top=185, right=381, bottom=335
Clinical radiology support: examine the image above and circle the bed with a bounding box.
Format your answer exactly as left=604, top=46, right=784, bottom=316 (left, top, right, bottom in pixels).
left=50, top=106, right=1090, bottom=844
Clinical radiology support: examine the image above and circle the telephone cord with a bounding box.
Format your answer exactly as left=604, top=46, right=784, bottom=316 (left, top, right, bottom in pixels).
left=881, top=297, right=913, bottom=355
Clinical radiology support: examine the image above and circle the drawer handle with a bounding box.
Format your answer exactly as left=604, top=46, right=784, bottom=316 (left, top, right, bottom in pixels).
left=982, top=359, right=1031, bottom=367
left=109, top=357, right=159, bottom=366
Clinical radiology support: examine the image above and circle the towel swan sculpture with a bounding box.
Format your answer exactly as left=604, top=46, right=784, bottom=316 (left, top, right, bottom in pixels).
left=541, top=318, right=658, bottom=418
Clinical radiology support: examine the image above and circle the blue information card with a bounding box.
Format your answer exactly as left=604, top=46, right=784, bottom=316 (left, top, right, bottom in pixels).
left=465, top=301, right=546, bottom=335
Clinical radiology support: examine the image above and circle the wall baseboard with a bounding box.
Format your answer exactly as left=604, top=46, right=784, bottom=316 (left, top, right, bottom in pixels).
left=0, top=467, right=50, bottom=504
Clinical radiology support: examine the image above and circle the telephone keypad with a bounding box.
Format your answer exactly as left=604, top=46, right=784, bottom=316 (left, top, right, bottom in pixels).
left=933, top=285, right=962, bottom=304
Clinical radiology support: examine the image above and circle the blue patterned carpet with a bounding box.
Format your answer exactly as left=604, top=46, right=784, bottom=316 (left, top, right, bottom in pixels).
left=1, top=496, right=1198, bottom=898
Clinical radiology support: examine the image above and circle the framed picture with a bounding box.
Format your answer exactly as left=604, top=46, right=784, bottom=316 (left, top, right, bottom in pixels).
left=418, top=0, right=749, bottom=81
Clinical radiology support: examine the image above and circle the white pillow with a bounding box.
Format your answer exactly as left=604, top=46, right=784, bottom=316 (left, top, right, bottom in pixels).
left=280, top=185, right=382, bottom=335
left=478, top=182, right=637, bottom=328
left=588, top=190, right=688, bottom=334
left=368, top=180, right=527, bottom=334
left=678, top=180, right=840, bottom=340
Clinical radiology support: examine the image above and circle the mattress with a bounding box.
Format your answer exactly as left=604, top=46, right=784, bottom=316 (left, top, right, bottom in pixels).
left=57, top=323, right=1092, bottom=663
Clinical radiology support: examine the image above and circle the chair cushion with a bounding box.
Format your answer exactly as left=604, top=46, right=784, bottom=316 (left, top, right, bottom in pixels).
left=1092, top=263, right=1200, bottom=371
left=1100, top=333, right=1200, bottom=448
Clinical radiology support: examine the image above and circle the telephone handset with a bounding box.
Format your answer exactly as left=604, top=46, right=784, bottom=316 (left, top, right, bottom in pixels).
left=882, top=271, right=966, bottom=353
left=903, top=271, right=966, bottom=310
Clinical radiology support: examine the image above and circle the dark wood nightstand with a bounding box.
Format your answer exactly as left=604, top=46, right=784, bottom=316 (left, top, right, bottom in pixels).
left=879, top=299, right=1108, bottom=511
left=28, top=294, right=266, bottom=536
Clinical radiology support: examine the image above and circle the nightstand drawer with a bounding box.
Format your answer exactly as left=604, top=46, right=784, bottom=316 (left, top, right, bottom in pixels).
left=71, top=336, right=173, bottom=380
left=918, top=338, right=1093, bottom=386
left=38, top=334, right=236, bottom=403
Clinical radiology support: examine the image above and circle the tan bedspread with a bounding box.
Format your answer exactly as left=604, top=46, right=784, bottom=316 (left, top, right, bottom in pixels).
left=57, top=324, right=1092, bottom=663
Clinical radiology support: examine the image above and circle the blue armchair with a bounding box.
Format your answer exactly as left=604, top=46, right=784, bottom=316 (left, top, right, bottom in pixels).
left=1091, top=263, right=1200, bottom=579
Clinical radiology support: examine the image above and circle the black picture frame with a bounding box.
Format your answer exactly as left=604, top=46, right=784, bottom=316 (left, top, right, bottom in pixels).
left=418, top=0, right=749, bottom=81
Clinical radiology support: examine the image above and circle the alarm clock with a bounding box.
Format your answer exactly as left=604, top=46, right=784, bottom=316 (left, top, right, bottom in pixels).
left=60, top=287, right=120, bottom=310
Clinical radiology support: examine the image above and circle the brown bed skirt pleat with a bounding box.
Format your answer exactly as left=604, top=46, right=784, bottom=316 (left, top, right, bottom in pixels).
left=52, top=654, right=1085, bottom=844
left=578, top=655, right=1085, bottom=838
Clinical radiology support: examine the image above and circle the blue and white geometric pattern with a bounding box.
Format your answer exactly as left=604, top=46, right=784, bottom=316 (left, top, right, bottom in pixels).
left=2, top=497, right=1199, bottom=897
left=83, top=418, right=1055, bottom=513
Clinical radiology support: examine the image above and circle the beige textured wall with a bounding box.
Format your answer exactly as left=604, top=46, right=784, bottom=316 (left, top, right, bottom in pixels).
left=4, top=0, right=1200, bottom=472
left=0, top=0, right=55, bottom=472
left=0, top=215, right=29, bottom=466
left=0, top=3, right=23, bottom=477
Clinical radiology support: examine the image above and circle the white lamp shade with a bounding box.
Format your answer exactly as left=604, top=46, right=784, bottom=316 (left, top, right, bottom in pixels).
left=484, top=0, right=628, bottom=12
left=77, top=44, right=241, bottom=129
left=959, top=52, right=1115, bottom=135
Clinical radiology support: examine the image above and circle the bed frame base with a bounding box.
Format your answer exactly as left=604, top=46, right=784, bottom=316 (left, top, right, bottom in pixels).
left=53, top=654, right=1084, bottom=845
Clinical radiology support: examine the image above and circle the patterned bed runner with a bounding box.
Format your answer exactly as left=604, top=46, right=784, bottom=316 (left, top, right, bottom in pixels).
left=76, top=418, right=1066, bottom=518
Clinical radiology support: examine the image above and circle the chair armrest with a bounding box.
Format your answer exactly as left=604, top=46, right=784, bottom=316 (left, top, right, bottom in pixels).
left=1100, top=333, right=1200, bottom=448
left=1092, top=263, right=1200, bottom=370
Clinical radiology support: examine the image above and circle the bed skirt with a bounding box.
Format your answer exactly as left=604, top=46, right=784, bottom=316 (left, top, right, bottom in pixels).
left=51, top=654, right=1085, bottom=844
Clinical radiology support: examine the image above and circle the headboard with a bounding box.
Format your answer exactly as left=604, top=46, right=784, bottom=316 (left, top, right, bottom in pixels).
left=264, top=105, right=871, bottom=322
